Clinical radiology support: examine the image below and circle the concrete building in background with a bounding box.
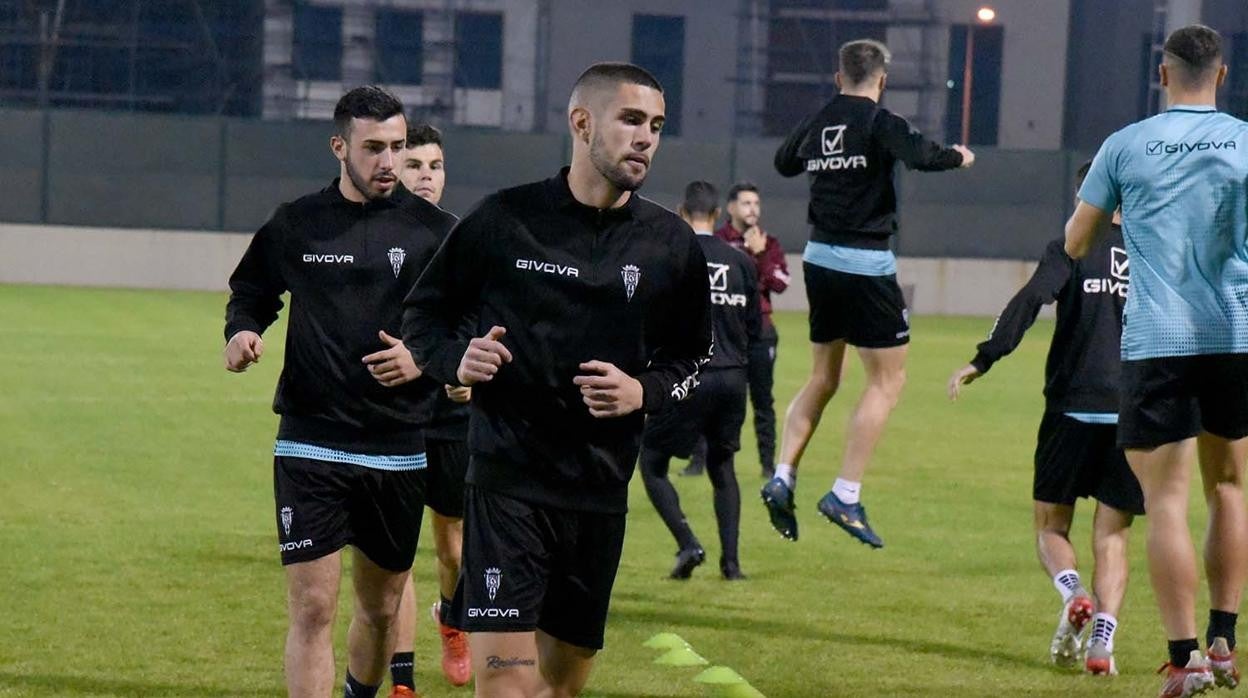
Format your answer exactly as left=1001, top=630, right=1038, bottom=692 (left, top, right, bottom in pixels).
left=11, top=0, right=1248, bottom=151
left=256, top=0, right=1072, bottom=148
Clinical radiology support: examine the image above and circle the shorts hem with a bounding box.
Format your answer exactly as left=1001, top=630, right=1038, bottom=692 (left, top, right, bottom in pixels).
left=537, top=624, right=604, bottom=651
left=851, top=335, right=911, bottom=349
left=280, top=538, right=349, bottom=567
left=1118, top=428, right=1201, bottom=450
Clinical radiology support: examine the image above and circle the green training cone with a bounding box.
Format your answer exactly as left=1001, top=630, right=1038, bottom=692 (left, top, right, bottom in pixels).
left=693, top=666, right=746, bottom=685
left=643, top=632, right=689, bottom=650
left=653, top=645, right=709, bottom=667
left=713, top=682, right=766, bottom=698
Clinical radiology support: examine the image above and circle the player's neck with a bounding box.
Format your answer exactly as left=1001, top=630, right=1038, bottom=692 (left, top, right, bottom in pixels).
left=567, top=158, right=630, bottom=210
left=1165, top=88, right=1217, bottom=109
left=839, top=86, right=880, bottom=102
left=684, top=216, right=715, bottom=232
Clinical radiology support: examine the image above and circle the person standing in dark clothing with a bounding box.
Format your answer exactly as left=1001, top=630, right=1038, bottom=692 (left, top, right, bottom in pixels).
left=641, top=181, right=762, bottom=581
left=402, top=63, right=712, bottom=698
left=761, top=38, right=973, bottom=547
left=948, top=161, right=1142, bottom=676
left=681, top=182, right=788, bottom=480
left=719, top=183, right=788, bottom=479
left=224, top=86, right=456, bottom=698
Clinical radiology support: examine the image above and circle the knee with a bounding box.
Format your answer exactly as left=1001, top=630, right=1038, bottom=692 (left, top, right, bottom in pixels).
left=1036, top=523, right=1071, bottom=540
left=289, top=585, right=337, bottom=632
left=807, top=373, right=840, bottom=402
left=354, top=587, right=404, bottom=631
left=1034, top=508, right=1072, bottom=538
left=880, top=367, right=907, bottom=402
left=435, top=542, right=462, bottom=572
left=1208, top=479, right=1245, bottom=504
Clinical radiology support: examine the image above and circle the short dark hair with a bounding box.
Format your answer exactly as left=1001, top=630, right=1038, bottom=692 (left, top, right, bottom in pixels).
left=570, top=62, right=663, bottom=106
left=727, top=182, right=760, bottom=202
left=1075, top=160, right=1093, bottom=191
left=1163, top=24, right=1223, bottom=87
left=839, top=39, right=891, bottom=86
left=406, top=123, right=443, bottom=149
left=333, top=86, right=404, bottom=139
left=681, top=181, right=719, bottom=218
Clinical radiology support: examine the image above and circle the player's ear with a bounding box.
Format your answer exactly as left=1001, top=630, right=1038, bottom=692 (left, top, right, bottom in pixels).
left=834, top=72, right=843, bottom=91
left=1217, top=64, right=1229, bottom=87
left=709, top=207, right=721, bottom=222
left=569, top=106, right=592, bottom=145
left=330, top=134, right=347, bottom=162
left=1159, top=63, right=1169, bottom=88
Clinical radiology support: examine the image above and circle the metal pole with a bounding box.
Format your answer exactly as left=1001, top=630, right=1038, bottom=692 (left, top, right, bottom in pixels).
left=959, top=22, right=974, bottom=144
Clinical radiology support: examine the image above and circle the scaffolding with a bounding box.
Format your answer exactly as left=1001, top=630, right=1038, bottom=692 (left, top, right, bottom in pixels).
left=1, top=0, right=261, bottom=115
left=735, top=0, right=946, bottom=137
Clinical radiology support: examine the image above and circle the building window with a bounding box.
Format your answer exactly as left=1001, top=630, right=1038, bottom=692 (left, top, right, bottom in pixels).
left=454, top=12, right=503, bottom=89
left=631, top=14, right=685, bottom=137
left=944, top=23, right=1002, bottom=146
left=376, top=9, right=423, bottom=84
left=762, top=14, right=885, bottom=136
left=292, top=2, right=342, bottom=81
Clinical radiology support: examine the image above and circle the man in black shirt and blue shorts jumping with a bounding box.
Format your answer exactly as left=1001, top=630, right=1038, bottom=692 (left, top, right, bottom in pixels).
left=761, top=38, right=973, bottom=547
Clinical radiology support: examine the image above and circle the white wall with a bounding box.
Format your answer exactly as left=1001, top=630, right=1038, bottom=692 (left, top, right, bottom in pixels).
left=544, top=0, right=738, bottom=141
left=0, top=225, right=1048, bottom=318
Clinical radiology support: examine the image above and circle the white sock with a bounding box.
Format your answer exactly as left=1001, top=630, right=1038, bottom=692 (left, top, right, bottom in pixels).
left=832, top=478, right=861, bottom=505
left=1089, top=613, right=1118, bottom=651
left=774, top=463, right=795, bottom=489
left=1053, top=569, right=1082, bottom=602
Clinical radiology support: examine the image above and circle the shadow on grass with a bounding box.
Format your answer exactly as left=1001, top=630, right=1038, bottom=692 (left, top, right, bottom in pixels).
left=0, top=671, right=276, bottom=697
left=609, top=604, right=1037, bottom=670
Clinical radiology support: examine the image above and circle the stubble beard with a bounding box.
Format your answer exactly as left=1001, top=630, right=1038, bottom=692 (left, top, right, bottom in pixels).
left=589, top=130, right=645, bottom=192
left=345, top=156, right=391, bottom=201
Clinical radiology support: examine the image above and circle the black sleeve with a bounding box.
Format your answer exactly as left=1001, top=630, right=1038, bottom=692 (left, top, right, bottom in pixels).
left=402, top=205, right=492, bottom=386
left=876, top=112, right=964, bottom=172
left=637, top=234, right=714, bottom=413
left=224, top=206, right=288, bottom=341
left=970, top=240, right=1073, bottom=374
left=774, top=111, right=820, bottom=177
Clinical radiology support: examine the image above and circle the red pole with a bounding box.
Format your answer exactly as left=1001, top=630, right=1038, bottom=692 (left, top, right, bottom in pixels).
left=960, top=23, right=974, bottom=145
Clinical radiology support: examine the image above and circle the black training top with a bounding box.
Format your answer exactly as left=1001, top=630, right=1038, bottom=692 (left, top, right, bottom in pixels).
left=774, top=94, right=963, bottom=250
left=695, top=232, right=762, bottom=371
left=970, top=225, right=1128, bottom=414
left=403, top=168, right=714, bottom=513
left=225, top=180, right=456, bottom=453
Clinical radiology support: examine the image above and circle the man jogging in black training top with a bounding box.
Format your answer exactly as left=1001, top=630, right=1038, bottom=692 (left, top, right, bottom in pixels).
left=402, top=62, right=712, bottom=698
left=224, top=86, right=456, bottom=698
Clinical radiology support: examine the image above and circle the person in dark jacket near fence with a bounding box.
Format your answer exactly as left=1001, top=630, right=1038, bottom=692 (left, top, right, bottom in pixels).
left=224, top=86, right=456, bottom=698
left=402, top=62, right=712, bottom=698
left=947, top=161, right=1143, bottom=676
left=761, top=38, right=974, bottom=548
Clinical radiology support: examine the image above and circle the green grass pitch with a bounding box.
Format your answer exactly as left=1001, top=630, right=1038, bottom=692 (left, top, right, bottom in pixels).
left=0, top=284, right=1219, bottom=696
